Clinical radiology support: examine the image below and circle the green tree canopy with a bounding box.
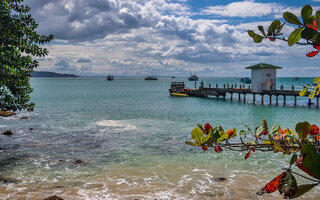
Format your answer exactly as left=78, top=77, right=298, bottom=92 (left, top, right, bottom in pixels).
left=0, top=0, right=53, bottom=112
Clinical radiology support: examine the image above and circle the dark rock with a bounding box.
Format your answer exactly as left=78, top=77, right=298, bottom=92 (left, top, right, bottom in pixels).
left=74, top=159, right=84, bottom=164
left=213, top=177, right=227, bottom=182
left=0, top=110, right=16, bottom=117
left=2, top=130, right=14, bottom=136
left=29, top=128, right=34, bottom=130
left=20, top=116, right=28, bottom=119
left=43, top=195, right=64, bottom=200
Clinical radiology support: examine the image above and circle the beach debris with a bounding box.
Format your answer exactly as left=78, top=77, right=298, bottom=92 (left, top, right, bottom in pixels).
left=43, top=195, right=64, bottom=200
left=0, top=110, right=16, bottom=117
left=2, top=130, right=14, bottom=136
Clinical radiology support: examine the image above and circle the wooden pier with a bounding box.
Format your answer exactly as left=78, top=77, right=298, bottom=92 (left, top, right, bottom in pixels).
left=188, top=84, right=319, bottom=107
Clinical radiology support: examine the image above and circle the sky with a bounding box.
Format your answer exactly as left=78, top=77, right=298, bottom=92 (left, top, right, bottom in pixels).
left=25, top=0, right=320, bottom=77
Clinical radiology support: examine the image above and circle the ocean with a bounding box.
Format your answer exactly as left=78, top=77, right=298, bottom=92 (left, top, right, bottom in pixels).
left=0, top=77, right=319, bottom=199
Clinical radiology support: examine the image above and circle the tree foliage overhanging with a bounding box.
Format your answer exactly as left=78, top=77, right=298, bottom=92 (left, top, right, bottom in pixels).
left=0, top=0, right=53, bottom=112
left=187, top=4, right=320, bottom=199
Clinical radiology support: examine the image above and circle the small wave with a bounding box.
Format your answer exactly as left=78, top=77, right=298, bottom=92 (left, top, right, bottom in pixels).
left=95, top=120, right=137, bottom=131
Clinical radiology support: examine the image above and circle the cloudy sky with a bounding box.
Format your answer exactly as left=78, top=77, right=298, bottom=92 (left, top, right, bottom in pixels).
left=26, top=0, right=320, bottom=77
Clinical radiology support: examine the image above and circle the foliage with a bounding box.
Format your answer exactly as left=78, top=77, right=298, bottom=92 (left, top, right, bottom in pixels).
left=248, top=4, right=320, bottom=100
left=186, top=121, right=320, bottom=198
left=0, top=0, right=53, bottom=111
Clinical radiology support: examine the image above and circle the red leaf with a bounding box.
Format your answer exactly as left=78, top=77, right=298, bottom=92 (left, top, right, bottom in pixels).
left=296, top=157, right=316, bottom=178
left=201, top=145, right=208, bottom=151
left=251, top=148, right=256, bottom=152
left=310, top=125, right=319, bottom=136
left=313, top=45, right=320, bottom=50
left=306, top=51, right=319, bottom=57
left=258, top=172, right=286, bottom=194
left=245, top=150, right=251, bottom=159
left=214, top=145, right=223, bottom=153
left=269, top=37, right=275, bottom=41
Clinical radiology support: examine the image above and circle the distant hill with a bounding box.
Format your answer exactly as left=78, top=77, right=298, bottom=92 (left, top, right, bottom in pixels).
left=31, top=71, right=78, bottom=78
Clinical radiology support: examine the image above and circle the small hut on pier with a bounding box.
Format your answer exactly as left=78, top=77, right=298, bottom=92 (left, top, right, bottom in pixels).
left=246, top=63, right=282, bottom=93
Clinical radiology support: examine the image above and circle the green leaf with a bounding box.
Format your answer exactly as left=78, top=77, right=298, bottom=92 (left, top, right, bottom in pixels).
left=290, top=154, right=298, bottom=166
left=301, top=5, right=313, bottom=24
left=288, top=28, right=303, bottom=46
left=276, top=22, right=286, bottom=35
left=203, top=134, right=211, bottom=143
left=248, top=30, right=255, bottom=38
left=278, top=171, right=298, bottom=198
left=295, top=121, right=311, bottom=140
left=289, top=184, right=318, bottom=199
left=309, top=91, right=315, bottom=99
left=258, top=26, right=266, bottom=36
left=301, top=27, right=317, bottom=40
left=217, top=133, right=229, bottom=144
left=197, top=124, right=205, bottom=133
left=255, top=126, right=264, bottom=137
left=283, top=12, right=302, bottom=25
left=247, top=30, right=264, bottom=43
left=191, top=127, right=204, bottom=145
left=299, top=87, right=307, bottom=96
left=301, top=143, right=320, bottom=179
left=314, top=77, right=320, bottom=83
left=239, top=130, right=248, bottom=136
left=185, top=141, right=199, bottom=146
left=268, top=20, right=281, bottom=35
left=270, top=124, right=281, bottom=134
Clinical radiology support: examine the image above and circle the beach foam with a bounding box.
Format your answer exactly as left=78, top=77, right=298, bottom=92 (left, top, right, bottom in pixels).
left=96, top=119, right=137, bottom=131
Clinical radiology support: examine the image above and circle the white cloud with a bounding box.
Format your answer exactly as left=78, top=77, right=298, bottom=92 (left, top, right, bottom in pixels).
left=201, top=1, right=283, bottom=17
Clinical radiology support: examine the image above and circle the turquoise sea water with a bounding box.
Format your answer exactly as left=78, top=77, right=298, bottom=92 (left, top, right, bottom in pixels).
left=0, top=77, right=319, bottom=199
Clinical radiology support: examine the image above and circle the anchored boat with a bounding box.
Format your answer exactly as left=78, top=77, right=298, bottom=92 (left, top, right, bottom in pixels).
left=107, top=75, right=114, bottom=81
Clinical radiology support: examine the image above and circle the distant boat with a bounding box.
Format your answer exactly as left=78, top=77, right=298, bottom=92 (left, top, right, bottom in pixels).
left=107, top=75, right=114, bottom=81
left=294, top=77, right=299, bottom=81
left=240, top=77, right=251, bottom=83
left=188, top=73, right=198, bottom=81
left=172, top=76, right=175, bottom=78
left=244, top=77, right=251, bottom=84
left=145, top=76, right=158, bottom=80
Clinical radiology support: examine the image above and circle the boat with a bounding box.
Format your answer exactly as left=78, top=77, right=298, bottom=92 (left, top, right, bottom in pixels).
left=172, top=76, right=175, bottom=78
left=244, top=77, right=251, bottom=84
left=107, top=75, right=114, bottom=81
left=169, top=82, right=190, bottom=95
left=188, top=73, right=198, bottom=81
left=145, top=76, right=158, bottom=80
left=294, top=77, right=299, bottom=81
left=240, top=77, right=251, bottom=83
left=171, top=92, right=188, bottom=97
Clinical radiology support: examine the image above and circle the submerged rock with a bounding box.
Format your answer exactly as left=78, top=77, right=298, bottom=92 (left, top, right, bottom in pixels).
left=213, top=177, right=227, bottom=182
left=2, top=130, right=14, bottom=136
left=43, top=195, right=64, bottom=200
left=0, top=110, right=16, bottom=117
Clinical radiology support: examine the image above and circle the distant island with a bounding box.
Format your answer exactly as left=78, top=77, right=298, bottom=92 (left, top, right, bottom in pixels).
left=31, top=71, right=78, bottom=78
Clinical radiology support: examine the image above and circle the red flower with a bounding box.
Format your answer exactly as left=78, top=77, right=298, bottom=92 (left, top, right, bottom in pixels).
left=310, top=125, right=319, bottom=136
left=245, top=150, right=251, bottom=159
left=306, top=51, right=319, bottom=57
left=204, top=123, right=212, bottom=134
left=214, top=145, right=223, bottom=153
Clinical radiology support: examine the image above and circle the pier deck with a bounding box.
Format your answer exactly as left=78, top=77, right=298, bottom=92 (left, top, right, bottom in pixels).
left=188, top=84, right=319, bottom=107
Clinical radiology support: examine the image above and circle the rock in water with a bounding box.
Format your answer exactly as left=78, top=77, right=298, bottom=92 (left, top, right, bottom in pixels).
left=2, top=130, right=14, bottom=136
left=0, top=111, right=16, bottom=117
left=43, top=195, right=64, bottom=200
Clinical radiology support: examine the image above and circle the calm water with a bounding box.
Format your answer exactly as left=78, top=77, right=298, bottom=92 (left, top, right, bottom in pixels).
left=0, top=77, right=319, bottom=199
